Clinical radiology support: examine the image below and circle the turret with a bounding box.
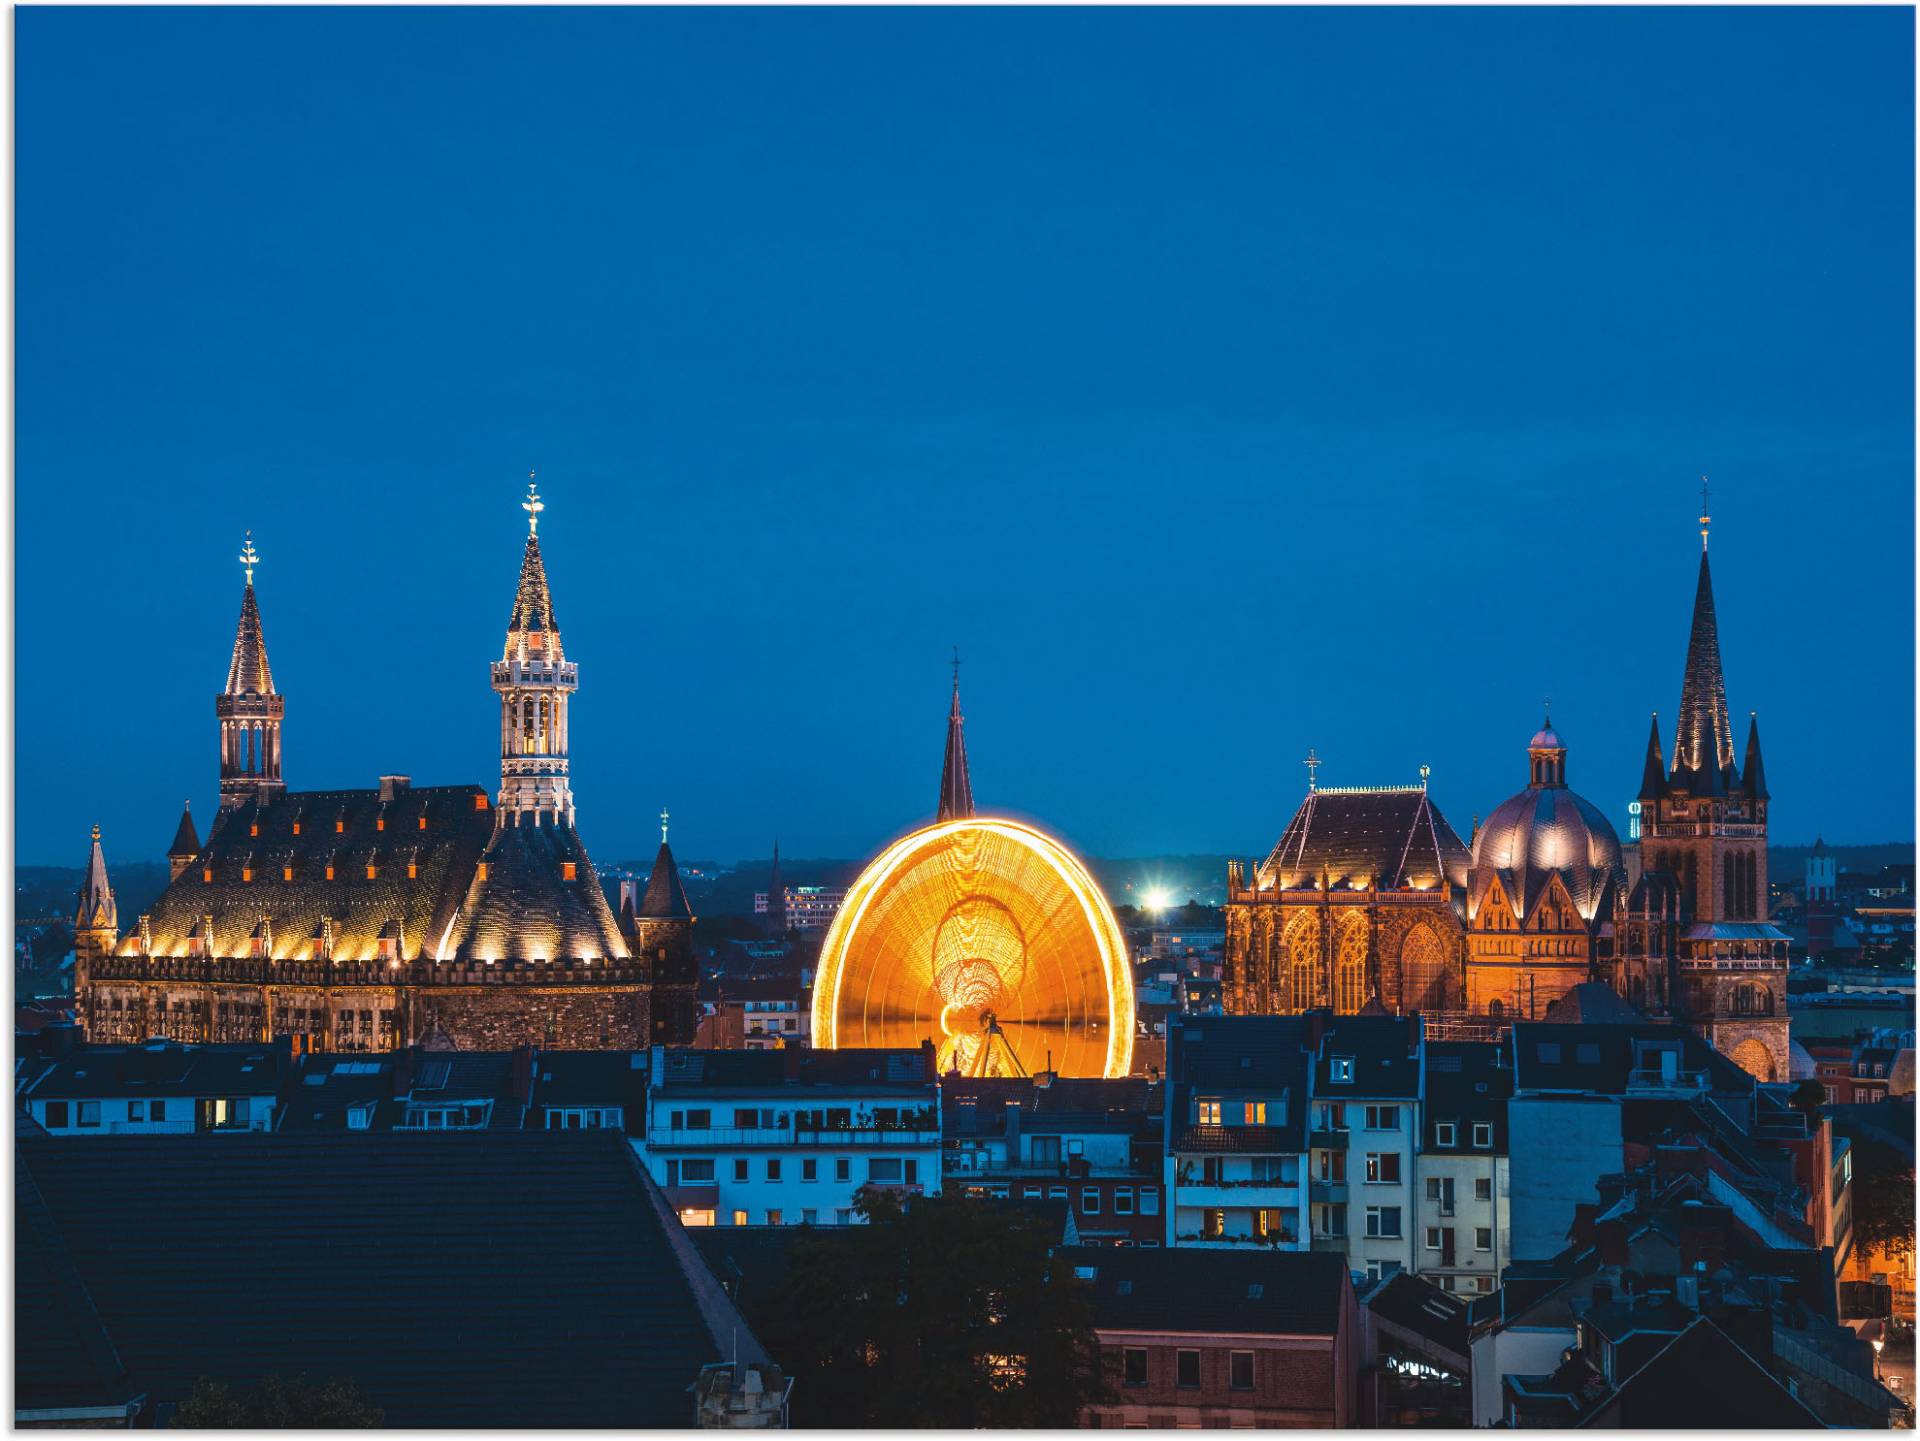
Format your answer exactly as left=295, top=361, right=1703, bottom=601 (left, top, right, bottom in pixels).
left=167, top=801, right=201, bottom=882
left=217, top=533, right=286, bottom=815
left=629, top=808, right=699, bottom=1046
left=72, top=824, right=118, bottom=976
left=490, top=474, right=578, bottom=827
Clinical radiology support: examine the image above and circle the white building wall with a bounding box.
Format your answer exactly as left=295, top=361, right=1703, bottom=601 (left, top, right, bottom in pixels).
left=1469, top=1324, right=1574, bottom=1427
left=1412, top=1152, right=1509, bottom=1294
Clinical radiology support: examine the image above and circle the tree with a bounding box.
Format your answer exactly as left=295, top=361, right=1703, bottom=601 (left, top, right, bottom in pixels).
left=173, top=1374, right=383, bottom=1427
left=1788, top=1079, right=1828, bottom=1120
left=1845, top=1133, right=1916, bottom=1262
left=756, top=1187, right=1111, bottom=1428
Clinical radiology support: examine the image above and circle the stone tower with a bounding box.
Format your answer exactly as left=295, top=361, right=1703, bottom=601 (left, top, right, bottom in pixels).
left=491, top=476, right=578, bottom=827
left=217, top=533, right=286, bottom=815
left=1630, top=495, right=1788, bottom=1082
left=72, top=824, right=118, bottom=982
left=625, top=810, right=699, bottom=1046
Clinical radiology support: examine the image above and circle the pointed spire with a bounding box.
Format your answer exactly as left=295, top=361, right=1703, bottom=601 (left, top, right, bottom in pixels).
left=168, top=801, right=201, bottom=859
left=639, top=839, right=694, bottom=920
left=937, top=650, right=975, bottom=822
left=1639, top=714, right=1667, bottom=800
left=74, top=825, right=116, bottom=933
left=1742, top=711, right=1769, bottom=801
left=1672, top=547, right=1735, bottom=788
left=503, top=527, right=562, bottom=663
left=224, top=536, right=275, bottom=697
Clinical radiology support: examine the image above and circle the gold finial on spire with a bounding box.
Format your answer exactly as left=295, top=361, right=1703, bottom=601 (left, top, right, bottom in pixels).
left=660, top=807, right=670, bottom=845
left=523, top=470, right=544, bottom=536
left=1419, top=764, right=1431, bottom=790
left=91, top=822, right=100, bottom=842
left=1304, top=746, right=1321, bottom=793
left=239, top=531, right=260, bottom=585
left=1699, top=475, right=1711, bottom=552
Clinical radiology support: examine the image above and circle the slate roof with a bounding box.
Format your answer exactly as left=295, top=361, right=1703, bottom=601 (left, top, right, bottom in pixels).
left=1422, top=1040, right=1510, bottom=1153
left=1511, top=1022, right=1753, bottom=1097
left=502, top=531, right=562, bottom=664
left=655, top=1046, right=935, bottom=1095
left=278, top=1053, right=400, bottom=1131
left=529, top=1049, right=648, bottom=1119
left=444, top=818, right=630, bottom=961
left=1361, top=1270, right=1470, bottom=1359
left=29, top=1040, right=290, bottom=1101
left=127, top=785, right=493, bottom=962
left=167, top=803, right=201, bottom=860
left=15, top=1148, right=139, bottom=1416
left=1058, top=1244, right=1349, bottom=1337
left=1542, top=982, right=1644, bottom=1026
left=1579, top=1315, right=1821, bottom=1429
left=1165, top=1016, right=1311, bottom=1153
left=15, top=1130, right=737, bottom=1427
left=1259, top=787, right=1469, bottom=892
left=1315, top=1015, right=1422, bottom=1098
left=638, top=840, right=694, bottom=920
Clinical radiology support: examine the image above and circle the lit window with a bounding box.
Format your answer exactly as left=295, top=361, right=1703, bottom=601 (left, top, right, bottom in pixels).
left=562, top=862, right=577, bottom=881
left=1246, top=1099, right=1267, bottom=1125
left=1198, top=1098, right=1222, bottom=1125
left=732, top=1210, right=748, bottom=1226
left=283, top=867, right=294, bottom=882
left=1330, top=1057, right=1355, bottom=1084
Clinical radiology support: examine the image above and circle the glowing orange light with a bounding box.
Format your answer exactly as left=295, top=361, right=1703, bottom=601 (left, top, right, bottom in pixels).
left=812, top=817, right=1135, bottom=1078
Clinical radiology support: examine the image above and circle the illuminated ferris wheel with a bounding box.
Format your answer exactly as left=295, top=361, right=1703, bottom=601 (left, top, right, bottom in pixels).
left=811, top=817, right=1136, bottom=1079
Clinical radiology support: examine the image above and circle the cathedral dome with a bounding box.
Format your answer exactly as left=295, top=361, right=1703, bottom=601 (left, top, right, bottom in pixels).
left=1471, top=723, right=1623, bottom=921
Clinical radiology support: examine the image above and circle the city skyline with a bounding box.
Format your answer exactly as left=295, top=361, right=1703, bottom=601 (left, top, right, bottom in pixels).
left=20, top=5, right=1914, bottom=865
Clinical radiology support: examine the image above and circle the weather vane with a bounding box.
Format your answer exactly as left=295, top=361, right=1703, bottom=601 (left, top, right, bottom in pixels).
left=1419, top=763, right=1431, bottom=790
left=1699, top=475, right=1710, bottom=552
left=1304, top=746, right=1321, bottom=793
left=238, top=531, right=260, bottom=585
left=660, top=807, right=670, bottom=845
left=523, top=469, right=544, bottom=535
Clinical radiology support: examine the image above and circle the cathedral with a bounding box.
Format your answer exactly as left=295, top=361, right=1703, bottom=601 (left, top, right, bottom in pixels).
left=1224, top=504, right=1790, bottom=1082
left=73, top=484, right=700, bottom=1052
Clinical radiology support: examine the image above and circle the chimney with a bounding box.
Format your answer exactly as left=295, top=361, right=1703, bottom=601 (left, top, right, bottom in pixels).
left=1679, top=1224, right=1726, bottom=1275
left=1568, top=1202, right=1599, bottom=1250
left=380, top=775, right=411, bottom=801
left=1004, top=1099, right=1023, bottom=1154
left=1596, top=1219, right=1630, bottom=1268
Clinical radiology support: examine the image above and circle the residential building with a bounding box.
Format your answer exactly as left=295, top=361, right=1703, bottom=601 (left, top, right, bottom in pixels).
left=711, top=976, right=811, bottom=1050
left=943, top=1075, right=1163, bottom=1245
left=641, top=1045, right=942, bottom=1228
left=23, top=1038, right=290, bottom=1135
left=1311, top=1014, right=1423, bottom=1282
left=14, top=1129, right=779, bottom=1427
left=1162, top=1015, right=1311, bottom=1250
left=1070, top=1245, right=1358, bottom=1428
left=1357, top=1270, right=1472, bottom=1426
left=1414, top=1040, right=1509, bottom=1295
left=753, top=886, right=847, bottom=933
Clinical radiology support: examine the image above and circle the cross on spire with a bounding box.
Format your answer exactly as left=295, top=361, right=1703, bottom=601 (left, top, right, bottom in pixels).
left=523, top=470, right=544, bottom=535
left=952, top=644, right=961, bottom=689
left=1699, top=475, right=1711, bottom=552
left=660, top=807, right=670, bottom=844
left=238, top=531, right=259, bottom=585
left=1304, top=747, right=1320, bottom=792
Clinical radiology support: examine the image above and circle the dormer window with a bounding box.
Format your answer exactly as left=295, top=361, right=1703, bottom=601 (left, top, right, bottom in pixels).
left=477, top=862, right=490, bottom=881
left=562, top=862, right=577, bottom=882
left=366, top=864, right=379, bottom=881
left=292, top=821, right=302, bottom=836
left=1330, top=1056, right=1356, bottom=1085
left=249, top=823, right=259, bottom=838
left=376, top=817, right=386, bottom=832
left=203, top=868, right=214, bottom=884
left=407, top=862, right=418, bottom=880
left=474, top=794, right=489, bottom=811
left=283, top=866, right=294, bottom=882
left=335, top=819, right=345, bottom=834
left=418, top=815, right=428, bottom=831
left=1197, top=1098, right=1222, bottom=1125
left=325, top=864, right=336, bottom=881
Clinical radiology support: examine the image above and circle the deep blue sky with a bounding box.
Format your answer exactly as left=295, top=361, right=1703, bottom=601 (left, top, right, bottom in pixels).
left=19, top=7, right=1914, bottom=869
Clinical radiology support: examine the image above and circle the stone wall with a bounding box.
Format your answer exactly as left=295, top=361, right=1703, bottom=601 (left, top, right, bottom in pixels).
left=408, top=985, right=647, bottom=1051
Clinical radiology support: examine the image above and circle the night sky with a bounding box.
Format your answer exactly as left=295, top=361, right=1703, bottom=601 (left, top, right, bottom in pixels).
left=19, top=7, right=1914, bottom=869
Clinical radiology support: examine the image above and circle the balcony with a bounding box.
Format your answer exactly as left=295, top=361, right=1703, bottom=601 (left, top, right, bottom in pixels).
left=794, top=1127, right=940, bottom=1146
left=650, top=1125, right=940, bottom=1149
left=1309, top=1179, right=1349, bottom=1204
left=1172, top=1179, right=1300, bottom=1208
left=1310, top=1128, right=1349, bottom=1151
left=1310, top=1235, right=1350, bottom=1253
left=1175, top=1230, right=1302, bottom=1249
left=1626, top=1067, right=1709, bottom=1094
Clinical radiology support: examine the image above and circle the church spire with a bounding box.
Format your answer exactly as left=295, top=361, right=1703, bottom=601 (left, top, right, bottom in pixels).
left=1638, top=714, right=1666, bottom=801
left=1742, top=711, right=1769, bottom=801
left=1671, top=544, right=1735, bottom=790
left=937, top=650, right=975, bottom=822
left=217, top=532, right=286, bottom=814
left=167, top=801, right=202, bottom=881
left=492, top=475, right=577, bottom=826
left=74, top=824, right=116, bottom=934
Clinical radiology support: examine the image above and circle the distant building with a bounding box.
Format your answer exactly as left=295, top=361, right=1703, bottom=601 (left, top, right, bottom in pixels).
left=753, top=886, right=846, bottom=933
left=24, top=1038, right=290, bottom=1136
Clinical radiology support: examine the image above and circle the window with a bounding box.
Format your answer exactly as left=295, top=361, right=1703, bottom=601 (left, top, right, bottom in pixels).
left=733, top=1107, right=762, bottom=1128
left=766, top=1210, right=782, bottom=1226
left=1315, top=1102, right=1346, bottom=1132
left=1317, top=1149, right=1346, bottom=1182
left=1245, top=1099, right=1267, bottom=1125
left=868, top=1158, right=904, bottom=1183
left=1140, top=1188, right=1160, bottom=1216
left=44, top=1101, right=68, bottom=1128
left=1425, top=1226, right=1441, bottom=1249
left=1476, top=1227, right=1493, bottom=1252
left=1082, top=1187, right=1101, bottom=1215
left=1316, top=1204, right=1346, bottom=1236
left=681, top=1159, right=716, bottom=1183
left=1176, top=1350, right=1201, bottom=1389
left=78, top=1101, right=101, bottom=1128
left=129, top=1101, right=145, bottom=1122
left=1364, top=1105, right=1400, bottom=1130
left=1475, top=1177, right=1492, bottom=1202
left=732, top=1158, right=748, bottom=1181
left=766, top=1159, right=782, bottom=1182
left=732, top=1209, right=749, bottom=1226
left=835, top=1209, right=853, bottom=1224
left=1050, top=1186, right=1069, bottom=1201
left=1123, top=1348, right=1148, bottom=1388
left=1435, top=1122, right=1456, bottom=1147
left=683, top=1108, right=711, bottom=1129
left=1203, top=1209, right=1224, bottom=1239
left=1114, top=1187, right=1135, bottom=1215
left=1197, top=1098, right=1222, bottom=1125
left=1365, top=1206, right=1402, bottom=1238
left=836, top=1158, right=851, bottom=1182
left=1475, top=1276, right=1494, bottom=1294
left=1472, top=1123, right=1493, bottom=1149
left=1253, top=1208, right=1292, bottom=1242
left=1230, top=1351, right=1254, bottom=1391
left=801, top=1209, right=817, bottom=1224
left=802, top=1158, right=817, bottom=1182
left=1330, top=1057, right=1355, bottom=1084
left=1365, top=1152, right=1400, bottom=1184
